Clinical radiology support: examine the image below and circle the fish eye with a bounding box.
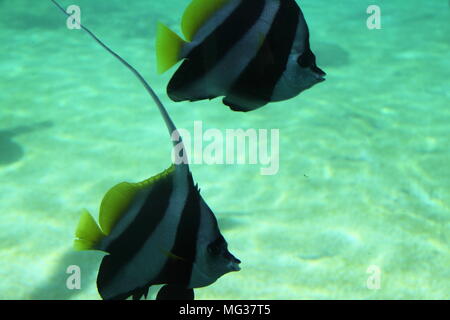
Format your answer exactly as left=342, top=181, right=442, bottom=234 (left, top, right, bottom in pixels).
left=207, top=242, right=221, bottom=255
left=297, top=49, right=315, bottom=68
left=207, top=236, right=226, bottom=255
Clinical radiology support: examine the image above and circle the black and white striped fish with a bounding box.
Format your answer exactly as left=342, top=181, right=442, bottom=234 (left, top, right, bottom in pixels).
left=156, top=0, right=326, bottom=112
left=75, top=162, right=240, bottom=300
left=50, top=0, right=241, bottom=300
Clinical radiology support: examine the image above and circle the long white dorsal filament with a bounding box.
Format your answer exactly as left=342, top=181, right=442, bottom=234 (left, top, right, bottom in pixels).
left=50, top=0, right=182, bottom=149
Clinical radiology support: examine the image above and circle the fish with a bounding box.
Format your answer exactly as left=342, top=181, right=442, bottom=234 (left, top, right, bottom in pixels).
left=74, top=163, right=241, bottom=300
left=156, top=0, right=326, bottom=112
left=50, top=0, right=241, bottom=300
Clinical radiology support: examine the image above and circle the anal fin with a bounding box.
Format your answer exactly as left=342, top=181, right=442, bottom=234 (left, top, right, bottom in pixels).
left=156, top=285, right=194, bottom=300
left=223, top=95, right=267, bottom=112
left=132, top=285, right=151, bottom=300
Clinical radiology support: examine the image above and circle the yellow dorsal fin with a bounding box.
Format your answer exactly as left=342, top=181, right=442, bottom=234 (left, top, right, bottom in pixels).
left=99, top=165, right=176, bottom=235
left=181, top=0, right=230, bottom=41
left=99, top=182, right=139, bottom=235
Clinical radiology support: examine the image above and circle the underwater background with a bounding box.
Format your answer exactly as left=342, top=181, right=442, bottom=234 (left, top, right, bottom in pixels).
left=0, top=0, right=449, bottom=299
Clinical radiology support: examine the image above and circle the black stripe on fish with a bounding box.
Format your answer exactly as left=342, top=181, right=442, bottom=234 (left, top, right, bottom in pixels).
left=96, top=173, right=174, bottom=299
left=223, top=0, right=300, bottom=111
left=105, top=176, right=174, bottom=256
left=97, top=257, right=152, bottom=300
left=98, top=176, right=202, bottom=300
left=96, top=256, right=131, bottom=300
left=167, top=0, right=265, bottom=102
left=153, top=181, right=202, bottom=286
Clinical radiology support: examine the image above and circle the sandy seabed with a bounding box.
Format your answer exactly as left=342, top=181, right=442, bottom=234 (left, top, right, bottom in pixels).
left=0, top=0, right=449, bottom=299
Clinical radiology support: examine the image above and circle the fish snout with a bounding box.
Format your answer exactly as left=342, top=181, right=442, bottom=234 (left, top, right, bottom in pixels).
left=313, top=66, right=326, bottom=82
left=229, top=255, right=241, bottom=272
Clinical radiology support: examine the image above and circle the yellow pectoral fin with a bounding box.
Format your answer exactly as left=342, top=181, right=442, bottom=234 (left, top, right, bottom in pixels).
left=159, top=247, right=186, bottom=262
left=257, top=32, right=266, bottom=50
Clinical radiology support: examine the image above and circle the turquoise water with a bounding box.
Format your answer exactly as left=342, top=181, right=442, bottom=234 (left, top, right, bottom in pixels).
left=0, top=0, right=449, bottom=299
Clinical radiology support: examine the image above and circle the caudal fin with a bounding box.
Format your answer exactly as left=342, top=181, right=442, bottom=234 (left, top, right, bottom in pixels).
left=156, top=23, right=186, bottom=74
left=74, top=209, right=106, bottom=251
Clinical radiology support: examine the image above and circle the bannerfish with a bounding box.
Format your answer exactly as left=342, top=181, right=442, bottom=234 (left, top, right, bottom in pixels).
left=156, top=0, right=326, bottom=112
left=74, top=162, right=241, bottom=300
left=51, top=0, right=241, bottom=300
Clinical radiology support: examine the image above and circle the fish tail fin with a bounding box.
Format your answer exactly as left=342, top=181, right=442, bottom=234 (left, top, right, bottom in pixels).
left=74, top=209, right=105, bottom=251
left=156, top=22, right=186, bottom=74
